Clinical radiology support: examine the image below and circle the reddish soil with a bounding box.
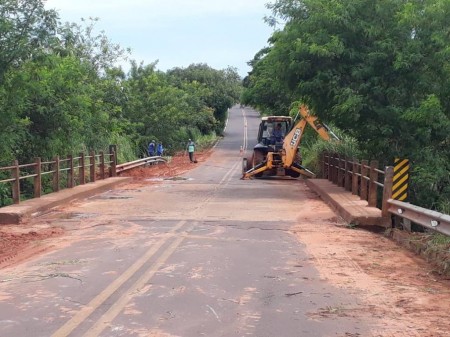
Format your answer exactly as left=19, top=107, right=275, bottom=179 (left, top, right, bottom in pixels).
left=292, top=211, right=450, bottom=336
left=0, top=148, right=449, bottom=336
left=120, top=150, right=212, bottom=183
left=0, top=226, right=64, bottom=268
left=0, top=151, right=211, bottom=269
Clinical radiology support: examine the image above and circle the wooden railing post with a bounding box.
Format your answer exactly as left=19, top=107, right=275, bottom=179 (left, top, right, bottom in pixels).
left=109, top=145, right=118, bottom=165
left=360, top=159, right=369, bottom=201
left=321, top=152, right=326, bottom=178
left=110, top=152, right=117, bottom=177
left=90, top=151, right=96, bottom=183
left=331, top=154, right=336, bottom=184
left=12, top=160, right=20, bottom=204
left=53, top=156, right=60, bottom=192
left=344, top=158, right=351, bottom=191
left=100, top=151, right=105, bottom=179
left=352, top=158, right=359, bottom=195
left=337, top=154, right=344, bottom=187
left=79, top=152, right=85, bottom=185
left=68, top=154, right=74, bottom=188
left=328, top=153, right=332, bottom=182
left=368, top=160, right=379, bottom=207
left=382, top=166, right=394, bottom=217
left=34, top=157, right=42, bottom=198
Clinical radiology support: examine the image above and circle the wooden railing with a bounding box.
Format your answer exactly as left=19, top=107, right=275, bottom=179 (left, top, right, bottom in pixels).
left=321, top=152, right=393, bottom=217
left=0, top=151, right=117, bottom=205
left=321, top=152, right=449, bottom=237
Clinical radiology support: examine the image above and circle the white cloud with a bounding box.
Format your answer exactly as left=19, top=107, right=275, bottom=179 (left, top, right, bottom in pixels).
left=46, top=0, right=271, bottom=20
left=44, top=0, right=274, bottom=76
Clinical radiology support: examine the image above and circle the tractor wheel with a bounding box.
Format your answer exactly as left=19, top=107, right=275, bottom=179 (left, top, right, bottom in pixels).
left=286, top=169, right=301, bottom=178
left=242, top=158, right=248, bottom=174
left=251, top=150, right=265, bottom=177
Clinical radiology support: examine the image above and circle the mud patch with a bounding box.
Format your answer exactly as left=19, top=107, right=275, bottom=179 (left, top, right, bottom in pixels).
left=0, top=226, right=64, bottom=269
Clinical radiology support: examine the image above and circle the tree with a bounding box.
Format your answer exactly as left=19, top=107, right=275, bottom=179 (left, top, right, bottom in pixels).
left=167, top=64, right=242, bottom=131
left=0, top=0, right=58, bottom=81
left=244, top=0, right=450, bottom=209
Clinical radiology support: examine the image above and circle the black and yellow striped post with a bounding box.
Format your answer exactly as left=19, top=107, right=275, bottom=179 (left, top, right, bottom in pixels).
left=392, top=158, right=410, bottom=201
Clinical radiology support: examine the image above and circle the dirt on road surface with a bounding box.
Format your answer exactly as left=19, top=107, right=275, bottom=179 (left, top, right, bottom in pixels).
left=0, top=149, right=449, bottom=336
left=0, top=150, right=210, bottom=269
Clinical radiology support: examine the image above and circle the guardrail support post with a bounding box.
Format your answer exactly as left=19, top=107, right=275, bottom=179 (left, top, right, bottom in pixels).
left=368, top=160, right=379, bottom=207
left=53, top=156, right=60, bottom=192
left=352, top=158, right=359, bottom=195
left=34, top=157, right=42, bottom=198
left=12, top=160, right=20, bottom=204
left=382, top=166, right=394, bottom=217
left=90, top=151, right=96, bottom=183
left=79, top=152, right=85, bottom=185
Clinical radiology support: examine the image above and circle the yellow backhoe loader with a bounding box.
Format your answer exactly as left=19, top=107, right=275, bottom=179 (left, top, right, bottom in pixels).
left=242, top=104, right=339, bottom=179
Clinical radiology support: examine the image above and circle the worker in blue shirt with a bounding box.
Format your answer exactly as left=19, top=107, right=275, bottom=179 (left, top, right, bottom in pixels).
left=148, top=140, right=156, bottom=156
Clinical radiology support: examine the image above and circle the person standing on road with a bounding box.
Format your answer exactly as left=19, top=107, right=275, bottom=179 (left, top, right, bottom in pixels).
left=157, top=142, right=164, bottom=156
left=186, top=139, right=195, bottom=163
left=148, top=140, right=156, bottom=157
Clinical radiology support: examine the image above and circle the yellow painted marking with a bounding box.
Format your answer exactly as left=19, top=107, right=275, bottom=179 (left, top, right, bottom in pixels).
left=392, top=184, right=408, bottom=199
left=394, top=159, right=409, bottom=167
left=51, top=220, right=187, bottom=337
left=398, top=194, right=407, bottom=201
left=393, top=165, right=409, bottom=180
left=84, top=232, right=189, bottom=337
left=393, top=174, right=409, bottom=189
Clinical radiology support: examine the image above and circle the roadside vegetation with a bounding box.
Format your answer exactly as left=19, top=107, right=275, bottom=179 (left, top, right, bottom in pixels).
left=1, top=0, right=449, bottom=215
left=0, top=0, right=242, bottom=167
left=242, top=0, right=450, bottom=212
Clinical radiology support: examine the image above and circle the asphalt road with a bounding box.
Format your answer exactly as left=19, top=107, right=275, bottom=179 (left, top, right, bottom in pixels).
left=0, top=106, right=374, bottom=336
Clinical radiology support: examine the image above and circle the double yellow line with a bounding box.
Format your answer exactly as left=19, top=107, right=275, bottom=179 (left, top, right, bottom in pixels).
left=52, top=220, right=190, bottom=337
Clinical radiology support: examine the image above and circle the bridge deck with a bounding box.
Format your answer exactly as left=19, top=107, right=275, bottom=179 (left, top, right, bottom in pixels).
left=0, top=177, right=131, bottom=224
left=306, top=179, right=390, bottom=227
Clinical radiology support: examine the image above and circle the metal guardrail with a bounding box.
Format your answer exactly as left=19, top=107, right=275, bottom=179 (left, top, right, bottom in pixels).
left=116, top=156, right=167, bottom=173
left=388, top=199, right=450, bottom=236
left=321, top=152, right=449, bottom=237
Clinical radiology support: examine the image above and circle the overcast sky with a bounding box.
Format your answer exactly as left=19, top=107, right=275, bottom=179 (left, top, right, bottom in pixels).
left=45, top=0, right=275, bottom=77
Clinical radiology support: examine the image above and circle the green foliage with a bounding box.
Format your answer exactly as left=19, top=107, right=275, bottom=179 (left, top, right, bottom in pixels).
left=244, top=0, right=450, bottom=210
left=109, top=132, right=136, bottom=164
left=0, top=0, right=242, bottom=173
left=0, top=0, right=59, bottom=80
left=0, top=182, right=11, bottom=206
left=167, top=64, right=242, bottom=131
left=301, top=128, right=362, bottom=175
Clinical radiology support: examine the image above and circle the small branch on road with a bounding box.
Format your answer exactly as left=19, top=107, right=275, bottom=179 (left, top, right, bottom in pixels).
left=285, top=291, right=303, bottom=297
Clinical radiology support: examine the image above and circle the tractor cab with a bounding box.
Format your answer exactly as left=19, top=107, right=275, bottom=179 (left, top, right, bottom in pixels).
left=257, top=116, right=292, bottom=150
